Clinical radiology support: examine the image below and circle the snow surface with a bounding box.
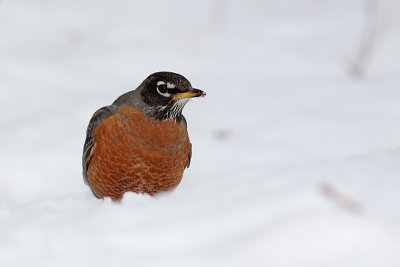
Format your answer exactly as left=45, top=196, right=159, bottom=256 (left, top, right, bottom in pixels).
left=1, top=0, right=400, bottom=266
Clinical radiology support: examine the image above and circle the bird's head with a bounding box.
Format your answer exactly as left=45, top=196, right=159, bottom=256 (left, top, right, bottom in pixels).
left=140, top=72, right=205, bottom=122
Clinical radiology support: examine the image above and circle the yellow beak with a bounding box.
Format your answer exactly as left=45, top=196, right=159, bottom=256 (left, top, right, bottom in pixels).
left=173, top=88, right=206, bottom=100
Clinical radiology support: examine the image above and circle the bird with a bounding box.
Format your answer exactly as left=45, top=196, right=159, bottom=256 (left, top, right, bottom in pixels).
left=82, top=72, right=205, bottom=201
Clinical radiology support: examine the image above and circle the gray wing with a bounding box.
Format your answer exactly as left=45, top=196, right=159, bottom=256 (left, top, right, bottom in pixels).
left=82, top=105, right=118, bottom=185
left=186, top=143, right=192, bottom=168
left=181, top=116, right=192, bottom=168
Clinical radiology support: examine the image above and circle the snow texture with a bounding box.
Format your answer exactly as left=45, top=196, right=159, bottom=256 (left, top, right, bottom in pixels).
left=1, top=0, right=400, bottom=266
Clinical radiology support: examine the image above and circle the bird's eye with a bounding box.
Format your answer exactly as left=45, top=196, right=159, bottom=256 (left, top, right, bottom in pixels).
left=158, top=84, right=167, bottom=94
left=156, top=81, right=171, bottom=97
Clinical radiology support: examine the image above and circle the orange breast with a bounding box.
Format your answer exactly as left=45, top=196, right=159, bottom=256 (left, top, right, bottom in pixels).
left=87, top=106, right=191, bottom=200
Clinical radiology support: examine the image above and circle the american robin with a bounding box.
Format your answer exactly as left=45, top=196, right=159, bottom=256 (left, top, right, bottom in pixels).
left=82, top=72, right=205, bottom=201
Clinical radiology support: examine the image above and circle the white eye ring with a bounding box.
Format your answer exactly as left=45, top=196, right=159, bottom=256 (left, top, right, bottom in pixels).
left=156, top=81, right=171, bottom=97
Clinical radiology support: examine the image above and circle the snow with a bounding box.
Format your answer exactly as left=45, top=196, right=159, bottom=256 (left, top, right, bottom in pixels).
left=1, top=0, right=400, bottom=266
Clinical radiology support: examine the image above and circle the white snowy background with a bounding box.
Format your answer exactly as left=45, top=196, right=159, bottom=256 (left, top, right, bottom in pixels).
left=1, top=0, right=400, bottom=266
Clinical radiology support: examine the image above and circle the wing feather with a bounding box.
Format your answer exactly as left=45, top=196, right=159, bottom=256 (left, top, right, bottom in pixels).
left=181, top=116, right=192, bottom=169
left=82, top=105, right=117, bottom=185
